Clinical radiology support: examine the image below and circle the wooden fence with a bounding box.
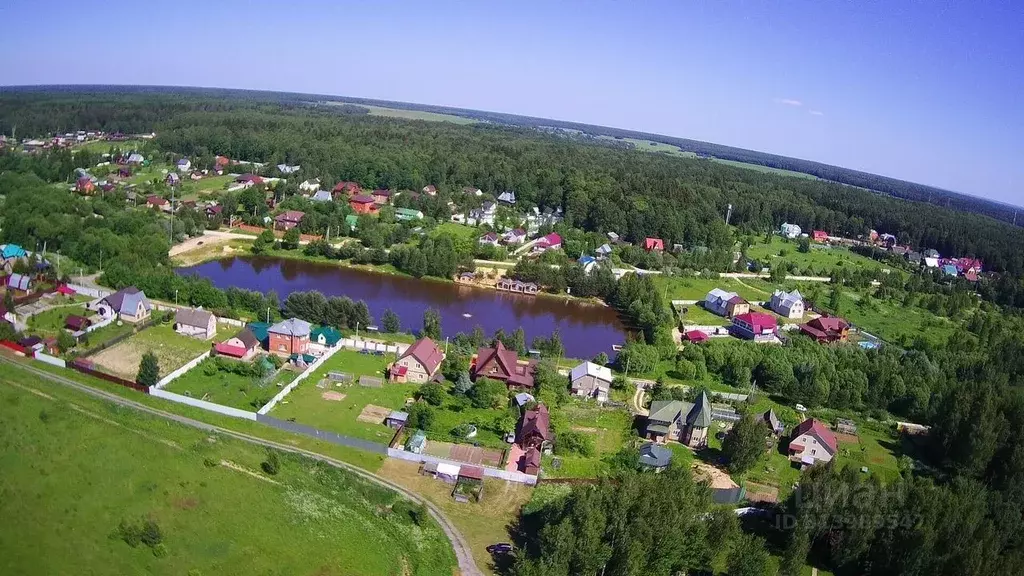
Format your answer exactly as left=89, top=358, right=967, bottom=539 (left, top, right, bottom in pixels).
left=69, top=358, right=149, bottom=393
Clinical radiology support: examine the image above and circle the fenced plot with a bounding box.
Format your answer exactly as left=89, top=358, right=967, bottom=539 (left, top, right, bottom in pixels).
left=164, top=357, right=296, bottom=411
left=424, top=441, right=504, bottom=468
left=89, top=323, right=214, bottom=380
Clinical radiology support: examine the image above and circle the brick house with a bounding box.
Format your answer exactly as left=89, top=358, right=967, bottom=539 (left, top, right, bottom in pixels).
left=349, top=195, right=379, bottom=215
left=274, top=210, right=305, bottom=231
left=799, top=316, right=851, bottom=343
left=267, top=318, right=311, bottom=356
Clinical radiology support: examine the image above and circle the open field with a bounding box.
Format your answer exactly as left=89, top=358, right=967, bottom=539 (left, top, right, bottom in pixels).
left=836, top=288, right=957, bottom=347
left=0, top=368, right=457, bottom=576
left=708, top=157, right=820, bottom=179
left=74, top=139, right=146, bottom=153
left=654, top=275, right=777, bottom=303
left=378, top=458, right=534, bottom=575
left=163, top=357, right=297, bottom=411
left=542, top=400, right=634, bottom=478
left=361, top=104, right=477, bottom=125
left=90, top=323, right=213, bottom=379
left=745, top=236, right=886, bottom=274
left=78, top=320, right=138, bottom=352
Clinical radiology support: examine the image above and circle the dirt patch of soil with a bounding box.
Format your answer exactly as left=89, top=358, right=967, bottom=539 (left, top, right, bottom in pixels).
left=357, top=404, right=391, bottom=423
left=321, top=391, right=346, bottom=402
left=692, top=461, right=739, bottom=489
left=835, top=432, right=860, bottom=444
left=570, top=426, right=598, bottom=433
left=744, top=481, right=779, bottom=503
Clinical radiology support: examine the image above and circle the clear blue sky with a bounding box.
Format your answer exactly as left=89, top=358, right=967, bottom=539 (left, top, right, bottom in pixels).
left=1, top=0, right=1021, bottom=203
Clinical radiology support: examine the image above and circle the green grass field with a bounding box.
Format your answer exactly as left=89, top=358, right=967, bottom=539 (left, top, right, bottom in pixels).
left=361, top=104, right=477, bottom=125
left=0, top=367, right=457, bottom=576
left=74, top=139, right=147, bottom=154
left=836, top=289, right=957, bottom=347
left=163, top=357, right=297, bottom=411
left=542, top=400, right=634, bottom=478
left=23, top=302, right=89, bottom=338
left=745, top=236, right=885, bottom=275
left=708, top=158, right=819, bottom=179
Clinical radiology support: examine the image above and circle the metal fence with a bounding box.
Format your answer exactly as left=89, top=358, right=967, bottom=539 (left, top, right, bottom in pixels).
left=256, top=414, right=388, bottom=454
left=386, top=448, right=538, bottom=485
left=149, top=388, right=257, bottom=420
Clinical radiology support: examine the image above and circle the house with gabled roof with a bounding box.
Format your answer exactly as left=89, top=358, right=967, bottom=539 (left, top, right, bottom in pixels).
left=779, top=223, right=802, bottom=239
left=643, top=238, right=664, bottom=252
left=371, top=189, right=392, bottom=205
left=497, top=190, right=516, bottom=204
left=389, top=337, right=445, bottom=384
left=596, top=243, right=613, bottom=258
left=299, top=178, right=321, bottom=193
left=501, top=228, right=527, bottom=245
left=730, top=312, right=778, bottom=342
left=235, top=174, right=263, bottom=188
left=532, top=233, right=561, bottom=253
left=422, top=184, right=437, bottom=196
left=309, top=190, right=332, bottom=202
left=274, top=210, right=305, bottom=231
left=176, top=158, right=191, bottom=172
left=789, top=418, right=837, bottom=466
left=769, top=289, right=804, bottom=319
left=349, top=195, right=379, bottom=215
left=517, top=403, right=550, bottom=450
left=394, top=207, right=424, bottom=221
left=471, top=341, right=536, bottom=389
left=310, top=326, right=342, bottom=349
left=214, top=328, right=262, bottom=360
left=705, top=288, right=749, bottom=318
left=6, top=273, right=31, bottom=294
left=569, top=361, right=613, bottom=401
left=800, top=316, right=850, bottom=343
left=333, top=181, right=361, bottom=198
left=478, top=232, right=500, bottom=247
left=762, top=409, right=785, bottom=435
left=645, top=390, right=712, bottom=447
left=174, top=307, right=217, bottom=340
left=96, top=287, right=151, bottom=323
left=812, top=230, right=829, bottom=243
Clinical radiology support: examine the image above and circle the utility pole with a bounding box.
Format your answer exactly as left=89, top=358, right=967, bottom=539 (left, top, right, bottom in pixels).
left=266, top=307, right=270, bottom=324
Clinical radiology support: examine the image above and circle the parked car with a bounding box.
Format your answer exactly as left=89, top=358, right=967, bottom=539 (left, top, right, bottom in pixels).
left=795, top=403, right=807, bottom=413
left=487, top=543, right=513, bottom=555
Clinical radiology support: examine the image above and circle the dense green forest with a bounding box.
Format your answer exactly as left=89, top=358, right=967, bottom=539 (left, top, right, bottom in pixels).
left=3, top=89, right=1024, bottom=575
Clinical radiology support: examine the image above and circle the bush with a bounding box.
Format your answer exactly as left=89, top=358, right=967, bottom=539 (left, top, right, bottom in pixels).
left=261, top=450, right=280, bottom=476
left=140, top=520, right=163, bottom=547
left=555, top=431, right=595, bottom=457
left=419, top=382, right=446, bottom=406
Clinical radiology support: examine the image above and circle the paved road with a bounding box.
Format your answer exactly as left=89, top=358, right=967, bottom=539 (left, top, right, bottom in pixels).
left=0, top=357, right=483, bottom=576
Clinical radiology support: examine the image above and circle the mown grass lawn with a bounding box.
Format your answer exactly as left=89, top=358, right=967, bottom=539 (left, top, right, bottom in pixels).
left=89, top=322, right=215, bottom=379
left=362, top=104, right=477, bottom=125
left=653, top=275, right=773, bottom=303
left=163, top=357, right=297, bottom=411
left=745, top=236, right=884, bottom=275
left=0, top=368, right=457, bottom=576
left=23, top=302, right=88, bottom=338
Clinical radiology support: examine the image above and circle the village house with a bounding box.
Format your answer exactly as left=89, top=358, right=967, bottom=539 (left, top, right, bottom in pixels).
left=214, top=327, right=261, bottom=360
left=349, top=195, right=379, bottom=215
left=578, top=255, right=598, bottom=274
left=788, top=418, right=837, bottom=466
left=176, top=158, right=191, bottom=172
left=643, top=237, right=665, bottom=252
left=389, top=337, right=445, bottom=383
left=235, top=174, right=263, bottom=188
left=769, top=289, right=805, bottom=319
left=76, top=176, right=96, bottom=194
left=0, top=244, right=27, bottom=274
left=299, top=178, right=321, bottom=193
left=267, top=318, right=311, bottom=357
left=497, top=190, right=516, bottom=204
left=96, top=287, right=151, bottom=323
left=276, top=163, right=301, bottom=174
left=568, top=361, right=613, bottom=402
left=478, top=232, right=500, bottom=247
left=812, top=230, right=829, bottom=243
left=521, top=447, right=542, bottom=475
left=645, top=390, right=712, bottom=447
left=274, top=210, right=305, bottom=231
left=190, top=171, right=204, bottom=181
left=685, top=330, right=710, bottom=343
left=596, top=243, right=613, bottom=259
left=705, top=288, right=750, bottom=318
left=463, top=186, right=483, bottom=196
left=394, top=207, right=424, bottom=221
left=64, top=314, right=92, bottom=332
left=800, top=316, right=851, bottom=343
left=309, top=326, right=342, bottom=352
left=165, top=172, right=180, bottom=186
left=502, top=228, right=527, bottom=245
left=371, top=189, right=392, bottom=205
left=173, top=308, right=216, bottom=340
left=385, top=411, right=408, bottom=429
left=467, top=201, right=497, bottom=226
left=517, top=403, right=551, bottom=450
left=779, top=222, right=802, bottom=239
left=127, top=153, right=145, bottom=165
left=638, top=443, right=673, bottom=472
left=332, top=181, right=362, bottom=198
left=146, top=195, right=169, bottom=210
left=730, top=312, right=778, bottom=342
left=532, top=232, right=562, bottom=253
left=422, top=184, right=437, bottom=196
left=495, top=278, right=539, bottom=295
left=471, top=341, right=536, bottom=389
left=762, top=409, right=785, bottom=435
left=309, top=190, right=333, bottom=202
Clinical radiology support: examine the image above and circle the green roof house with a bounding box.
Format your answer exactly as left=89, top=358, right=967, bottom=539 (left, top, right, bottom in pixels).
left=246, top=321, right=271, bottom=347
left=345, top=214, right=359, bottom=230
left=394, top=207, right=424, bottom=221
left=645, top=390, right=712, bottom=448
left=311, top=326, right=343, bottom=347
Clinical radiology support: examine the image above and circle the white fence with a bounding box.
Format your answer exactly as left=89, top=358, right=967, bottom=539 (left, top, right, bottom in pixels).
left=339, top=338, right=409, bottom=355
left=33, top=351, right=66, bottom=368
left=74, top=316, right=114, bottom=338
left=155, top=350, right=210, bottom=389
left=387, top=448, right=538, bottom=485
left=257, top=343, right=344, bottom=415
left=217, top=317, right=245, bottom=328
left=66, top=284, right=110, bottom=299
left=149, top=387, right=257, bottom=420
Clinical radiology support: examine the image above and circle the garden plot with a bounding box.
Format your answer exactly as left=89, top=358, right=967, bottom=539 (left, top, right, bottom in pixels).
left=89, top=323, right=212, bottom=380
left=164, top=356, right=296, bottom=411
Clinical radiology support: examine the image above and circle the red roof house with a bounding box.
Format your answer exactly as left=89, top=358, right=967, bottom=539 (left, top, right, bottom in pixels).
left=517, top=403, right=551, bottom=450
left=371, top=189, right=392, bottom=205
left=76, top=176, right=95, bottom=194
left=349, top=195, right=379, bottom=215
left=274, top=210, right=305, bottom=230
left=521, top=447, right=542, bottom=475
left=534, top=233, right=562, bottom=252
left=146, top=195, right=169, bottom=209
left=789, top=418, right=837, bottom=465
left=236, top=174, right=263, bottom=186
left=685, top=330, right=709, bottom=343
left=812, top=230, right=829, bottom=243
left=332, top=181, right=361, bottom=197
left=64, top=315, right=92, bottom=331
left=643, top=238, right=665, bottom=252
left=471, top=341, right=536, bottom=389
left=799, top=316, right=850, bottom=343
left=730, top=312, right=778, bottom=342
left=56, top=284, right=76, bottom=296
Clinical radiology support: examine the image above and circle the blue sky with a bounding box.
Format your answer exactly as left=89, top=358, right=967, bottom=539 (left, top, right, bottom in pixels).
left=1, top=0, right=1021, bottom=203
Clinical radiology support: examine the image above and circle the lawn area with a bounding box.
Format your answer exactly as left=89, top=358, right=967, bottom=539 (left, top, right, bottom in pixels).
left=163, top=357, right=298, bottom=411
left=832, top=421, right=902, bottom=482
left=74, top=139, right=146, bottom=154
left=746, top=236, right=884, bottom=275
left=0, top=368, right=457, bottom=576
left=270, top=349, right=411, bottom=443
left=542, top=399, right=634, bottom=478
left=624, top=138, right=698, bottom=158
left=23, top=302, right=88, bottom=338
left=361, top=104, right=477, bottom=125
left=78, top=319, right=137, bottom=353
left=378, top=458, right=533, bottom=575
left=837, top=289, right=957, bottom=347
left=128, top=164, right=170, bottom=185
left=708, top=157, right=819, bottom=179
left=653, top=275, right=775, bottom=303
left=89, top=322, right=215, bottom=380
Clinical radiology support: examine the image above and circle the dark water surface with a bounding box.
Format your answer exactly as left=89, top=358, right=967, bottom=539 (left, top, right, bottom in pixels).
left=177, top=256, right=626, bottom=358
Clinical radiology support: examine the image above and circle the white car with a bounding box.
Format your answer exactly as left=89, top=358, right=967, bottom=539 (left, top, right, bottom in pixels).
left=795, top=403, right=807, bottom=413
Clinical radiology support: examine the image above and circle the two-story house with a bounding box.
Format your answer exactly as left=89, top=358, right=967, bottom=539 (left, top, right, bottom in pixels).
left=389, top=337, right=445, bottom=384
left=644, top=390, right=712, bottom=447
left=769, top=289, right=805, bottom=319
left=789, top=418, right=837, bottom=466
left=267, top=318, right=311, bottom=357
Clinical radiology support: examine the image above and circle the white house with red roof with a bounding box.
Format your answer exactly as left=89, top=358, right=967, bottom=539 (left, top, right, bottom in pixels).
left=478, top=232, right=500, bottom=247
left=730, top=312, right=778, bottom=342
left=532, top=233, right=562, bottom=254
left=789, top=418, right=837, bottom=466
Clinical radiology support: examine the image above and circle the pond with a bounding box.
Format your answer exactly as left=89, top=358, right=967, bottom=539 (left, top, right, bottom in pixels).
left=177, top=256, right=627, bottom=359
